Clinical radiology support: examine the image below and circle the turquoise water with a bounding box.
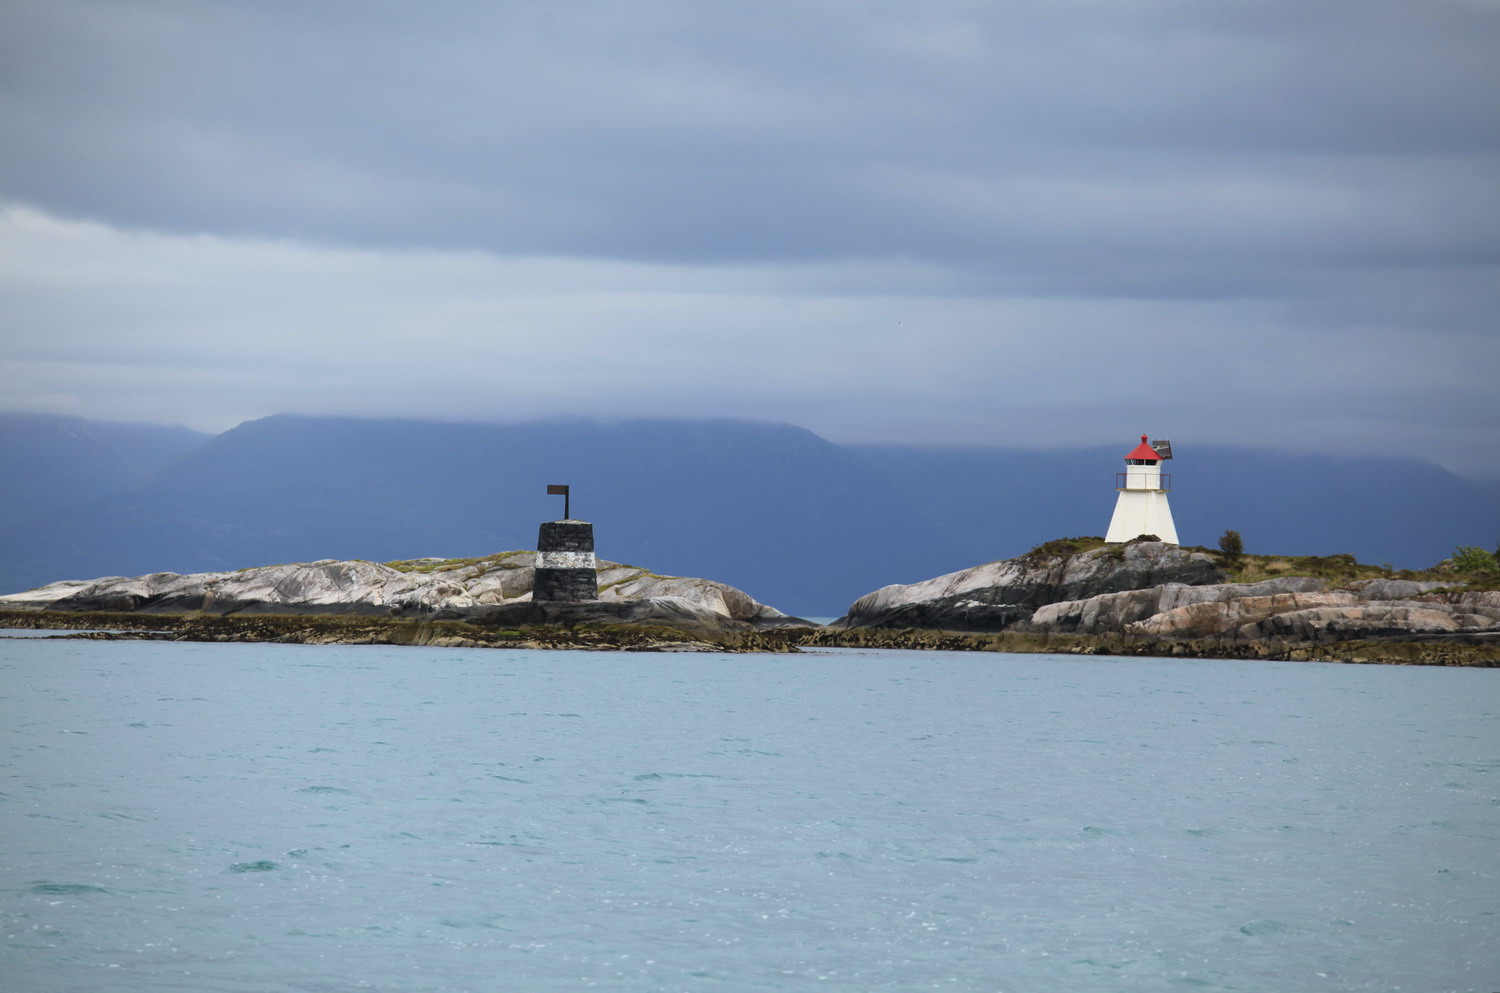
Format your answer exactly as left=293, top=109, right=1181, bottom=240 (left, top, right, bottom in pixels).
left=2, top=638, right=1497, bottom=992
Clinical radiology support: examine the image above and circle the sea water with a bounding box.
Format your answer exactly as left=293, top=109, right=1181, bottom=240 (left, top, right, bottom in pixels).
left=1, top=638, right=1496, bottom=993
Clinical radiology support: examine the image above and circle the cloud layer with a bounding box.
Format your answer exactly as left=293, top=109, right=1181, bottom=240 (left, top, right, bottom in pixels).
left=1, top=0, right=1497, bottom=473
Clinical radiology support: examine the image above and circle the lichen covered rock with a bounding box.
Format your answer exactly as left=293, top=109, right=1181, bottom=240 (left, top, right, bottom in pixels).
left=832, top=541, right=1500, bottom=650
left=834, top=541, right=1224, bottom=632
left=0, top=553, right=806, bottom=632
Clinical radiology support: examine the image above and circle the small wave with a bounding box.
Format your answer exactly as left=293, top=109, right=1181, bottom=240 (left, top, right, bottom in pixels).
left=469, top=839, right=549, bottom=853
left=1238, top=919, right=1294, bottom=936
left=229, top=860, right=280, bottom=873
left=28, top=882, right=108, bottom=895
left=296, top=785, right=353, bottom=795
left=438, top=918, right=509, bottom=930
left=1071, top=958, right=1136, bottom=970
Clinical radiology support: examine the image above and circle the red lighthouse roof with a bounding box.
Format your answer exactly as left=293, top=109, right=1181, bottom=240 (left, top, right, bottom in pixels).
left=1124, top=434, right=1162, bottom=461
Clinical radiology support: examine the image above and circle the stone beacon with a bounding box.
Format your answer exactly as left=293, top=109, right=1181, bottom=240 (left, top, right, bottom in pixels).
left=1104, top=435, right=1179, bottom=545
left=533, top=485, right=599, bottom=601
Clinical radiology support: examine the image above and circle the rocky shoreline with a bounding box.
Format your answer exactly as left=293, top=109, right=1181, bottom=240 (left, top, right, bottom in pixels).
left=800, top=625, right=1499, bottom=666
left=0, top=609, right=807, bottom=653
left=4, top=607, right=1496, bottom=666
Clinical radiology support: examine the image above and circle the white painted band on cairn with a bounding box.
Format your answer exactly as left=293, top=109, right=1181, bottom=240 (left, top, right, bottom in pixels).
left=537, top=550, right=598, bottom=570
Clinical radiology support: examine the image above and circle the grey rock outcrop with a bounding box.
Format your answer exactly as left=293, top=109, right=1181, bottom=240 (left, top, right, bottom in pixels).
left=0, top=553, right=807, bottom=632
left=1011, top=574, right=1500, bottom=646
left=1121, top=588, right=1500, bottom=646
left=1018, top=577, right=1330, bottom=635
left=833, top=539, right=1498, bottom=650
left=834, top=541, right=1224, bottom=632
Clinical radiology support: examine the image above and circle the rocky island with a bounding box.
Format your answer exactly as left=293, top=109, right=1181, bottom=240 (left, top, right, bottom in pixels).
left=0, top=553, right=812, bottom=652
left=812, top=538, right=1500, bottom=665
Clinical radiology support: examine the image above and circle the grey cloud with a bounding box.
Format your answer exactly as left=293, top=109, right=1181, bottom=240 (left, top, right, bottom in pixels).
left=2, top=205, right=1495, bottom=473
left=3, top=1, right=1497, bottom=270
left=1, top=1, right=1496, bottom=476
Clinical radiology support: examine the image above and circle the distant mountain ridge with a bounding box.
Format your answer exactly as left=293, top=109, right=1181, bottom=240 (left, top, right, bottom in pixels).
left=0, top=412, right=208, bottom=528
left=1, top=412, right=1495, bottom=616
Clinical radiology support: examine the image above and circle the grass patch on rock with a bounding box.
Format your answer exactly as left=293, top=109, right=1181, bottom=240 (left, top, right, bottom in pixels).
left=384, top=551, right=529, bottom=574
left=1210, top=547, right=1500, bottom=591
left=1021, top=536, right=1108, bottom=561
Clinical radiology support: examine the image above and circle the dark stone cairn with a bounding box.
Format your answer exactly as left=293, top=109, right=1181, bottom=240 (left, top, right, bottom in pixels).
left=533, top=520, right=599, bottom=601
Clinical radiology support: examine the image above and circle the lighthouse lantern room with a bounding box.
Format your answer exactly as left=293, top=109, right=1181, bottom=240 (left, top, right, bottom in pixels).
left=1105, top=435, right=1179, bottom=545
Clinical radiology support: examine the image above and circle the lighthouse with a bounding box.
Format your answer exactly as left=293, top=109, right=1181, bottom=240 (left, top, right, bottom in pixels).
left=1105, top=435, right=1179, bottom=545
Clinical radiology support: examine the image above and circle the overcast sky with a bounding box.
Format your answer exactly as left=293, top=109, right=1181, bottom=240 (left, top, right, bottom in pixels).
left=2, top=0, right=1497, bottom=475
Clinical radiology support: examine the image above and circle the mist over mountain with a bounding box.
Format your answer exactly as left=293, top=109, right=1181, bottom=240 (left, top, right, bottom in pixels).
left=1, top=413, right=1494, bottom=616
left=0, top=413, right=209, bottom=528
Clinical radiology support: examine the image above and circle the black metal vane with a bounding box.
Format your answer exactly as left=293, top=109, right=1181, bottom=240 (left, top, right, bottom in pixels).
left=546, top=484, right=570, bottom=520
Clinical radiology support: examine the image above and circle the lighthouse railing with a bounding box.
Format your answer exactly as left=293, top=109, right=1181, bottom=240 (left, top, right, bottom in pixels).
left=1116, top=472, right=1171, bottom=492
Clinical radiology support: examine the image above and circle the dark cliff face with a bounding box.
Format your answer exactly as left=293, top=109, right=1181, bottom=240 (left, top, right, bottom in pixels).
left=839, top=542, right=1227, bottom=633
left=1050, top=544, right=1226, bottom=602
left=849, top=596, right=1035, bottom=633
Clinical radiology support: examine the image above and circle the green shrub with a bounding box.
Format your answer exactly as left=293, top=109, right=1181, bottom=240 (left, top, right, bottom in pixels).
left=1218, top=529, right=1243, bottom=557
left=1217, top=529, right=1244, bottom=569
left=1451, top=545, right=1498, bottom=573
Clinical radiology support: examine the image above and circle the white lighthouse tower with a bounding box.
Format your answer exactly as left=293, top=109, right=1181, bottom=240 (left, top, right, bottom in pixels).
left=1105, top=434, right=1178, bottom=544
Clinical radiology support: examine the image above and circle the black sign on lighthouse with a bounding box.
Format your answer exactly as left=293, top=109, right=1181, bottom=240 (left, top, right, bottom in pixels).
left=533, top=484, right=599, bottom=601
